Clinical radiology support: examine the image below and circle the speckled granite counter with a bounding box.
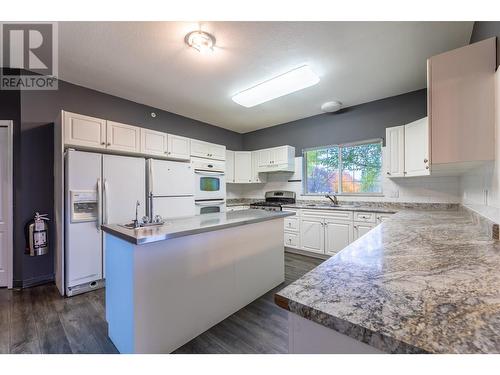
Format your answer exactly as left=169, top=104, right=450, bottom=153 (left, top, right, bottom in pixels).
left=102, top=209, right=294, bottom=245
left=275, top=209, right=500, bottom=353
left=282, top=203, right=397, bottom=214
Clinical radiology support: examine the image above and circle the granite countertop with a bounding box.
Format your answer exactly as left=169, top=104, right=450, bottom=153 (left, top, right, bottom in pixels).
left=101, top=209, right=294, bottom=245
left=275, top=209, right=500, bottom=353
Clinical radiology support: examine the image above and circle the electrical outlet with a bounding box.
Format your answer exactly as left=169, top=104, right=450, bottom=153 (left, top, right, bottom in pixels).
left=388, top=189, right=399, bottom=198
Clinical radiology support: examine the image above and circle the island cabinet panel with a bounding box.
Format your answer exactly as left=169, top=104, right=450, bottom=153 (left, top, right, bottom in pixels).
left=105, top=218, right=285, bottom=354
left=428, top=37, right=495, bottom=166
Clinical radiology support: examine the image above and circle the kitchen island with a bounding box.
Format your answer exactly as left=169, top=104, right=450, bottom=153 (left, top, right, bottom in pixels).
left=102, top=209, right=294, bottom=354
left=275, top=208, right=500, bottom=354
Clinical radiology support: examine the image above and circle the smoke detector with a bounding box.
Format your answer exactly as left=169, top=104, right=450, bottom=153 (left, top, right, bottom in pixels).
left=185, top=30, right=216, bottom=53
left=321, top=101, right=343, bottom=113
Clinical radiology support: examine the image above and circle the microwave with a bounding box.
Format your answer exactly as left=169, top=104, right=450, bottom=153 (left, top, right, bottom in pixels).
left=192, top=157, right=226, bottom=200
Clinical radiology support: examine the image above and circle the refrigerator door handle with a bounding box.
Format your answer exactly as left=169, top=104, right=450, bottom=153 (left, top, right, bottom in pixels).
left=97, top=178, right=102, bottom=230
left=103, top=178, right=109, bottom=224
left=149, top=160, right=154, bottom=195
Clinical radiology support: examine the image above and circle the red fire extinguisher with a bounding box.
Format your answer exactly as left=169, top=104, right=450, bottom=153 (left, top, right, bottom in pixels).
left=25, top=212, right=49, bottom=256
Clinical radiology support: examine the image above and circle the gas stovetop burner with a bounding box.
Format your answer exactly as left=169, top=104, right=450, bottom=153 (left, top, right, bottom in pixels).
left=249, top=191, right=296, bottom=211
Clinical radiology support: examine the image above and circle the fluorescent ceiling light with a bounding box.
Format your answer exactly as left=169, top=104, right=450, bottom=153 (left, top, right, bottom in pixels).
left=232, top=65, right=320, bottom=108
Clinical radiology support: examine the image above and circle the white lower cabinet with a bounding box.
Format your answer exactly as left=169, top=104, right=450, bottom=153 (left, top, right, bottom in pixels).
left=325, top=220, right=353, bottom=256
left=285, top=208, right=391, bottom=258
left=300, top=216, right=324, bottom=254
left=353, top=223, right=375, bottom=240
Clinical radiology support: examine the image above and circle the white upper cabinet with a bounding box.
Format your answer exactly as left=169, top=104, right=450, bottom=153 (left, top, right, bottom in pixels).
left=385, top=125, right=405, bottom=177
left=257, top=145, right=295, bottom=172
left=166, top=134, right=190, bottom=161
left=63, top=111, right=107, bottom=149
left=140, top=128, right=167, bottom=157
left=251, top=151, right=266, bottom=183
left=226, top=150, right=235, bottom=183
left=234, top=152, right=252, bottom=183
left=190, top=139, right=226, bottom=161
left=106, top=121, right=141, bottom=153
left=404, top=117, right=430, bottom=177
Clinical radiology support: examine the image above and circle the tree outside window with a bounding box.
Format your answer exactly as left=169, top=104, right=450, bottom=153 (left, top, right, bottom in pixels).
left=304, top=140, right=382, bottom=195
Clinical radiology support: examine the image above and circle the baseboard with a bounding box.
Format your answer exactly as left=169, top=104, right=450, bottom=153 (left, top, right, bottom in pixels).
left=20, top=273, right=55, bottom=288
left=285, top=247, right=330, bottom=260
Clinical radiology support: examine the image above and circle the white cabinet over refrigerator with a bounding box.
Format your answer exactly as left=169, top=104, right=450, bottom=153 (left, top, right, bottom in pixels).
left=65, top=150, right=145, bottom=296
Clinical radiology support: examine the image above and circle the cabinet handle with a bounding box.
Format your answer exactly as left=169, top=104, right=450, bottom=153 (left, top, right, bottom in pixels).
left=107, top=143, right=111, bottom=146
left=354, top=225, right=358, bottom=229
left=164, top=151, right=168, bottom=154
left=424, top=158, right=428, bottom=163
left=426, top=166, right=429, bottom=169
left=386, top=172, right=391, bottom=175
left=101, top=142, right=105, bottom=145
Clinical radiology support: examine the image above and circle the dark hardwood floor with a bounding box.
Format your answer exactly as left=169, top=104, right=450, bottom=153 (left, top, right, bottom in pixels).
left=0, top=252, right=323, bottom=354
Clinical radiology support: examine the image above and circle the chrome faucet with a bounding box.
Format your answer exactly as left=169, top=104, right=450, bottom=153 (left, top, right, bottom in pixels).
left=133, top=200, right=141, bottom=228
left=325, top=194, right=339, bottom=206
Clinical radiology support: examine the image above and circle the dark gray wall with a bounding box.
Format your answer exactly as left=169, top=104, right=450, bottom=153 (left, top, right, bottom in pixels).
left=242, top=89, right=427, bottom=156
left=10, top=79, right=242, bottom=287
left=470, top=21, right=500, bottom=68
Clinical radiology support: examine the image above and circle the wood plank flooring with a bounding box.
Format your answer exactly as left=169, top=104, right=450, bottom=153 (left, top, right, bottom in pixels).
left=0, top=253, right=323, bottom=354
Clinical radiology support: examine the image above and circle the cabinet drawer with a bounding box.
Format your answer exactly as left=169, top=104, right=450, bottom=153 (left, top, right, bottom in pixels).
left=376, top=213, right=394, bottom=223
left=302, top=209, right=353, bottom=221
left=284, top=217, right=299, bottom=232
left=284, top=232, right=300, bottom=248
left=353, top=211, right=376, bottom=223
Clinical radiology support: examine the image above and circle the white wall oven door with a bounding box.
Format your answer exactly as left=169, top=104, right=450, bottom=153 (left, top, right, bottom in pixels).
left=195, top=199, right=226, bottom=215
left=194, top=170, right=226, bottom=200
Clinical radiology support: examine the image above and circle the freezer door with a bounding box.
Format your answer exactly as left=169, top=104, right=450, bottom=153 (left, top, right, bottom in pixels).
left=65, top=150, right=103, bottom=288
left=153, top=196, right=196, bottom=219
left=148, top=159, right=195, bottom=196
left=103, top=154, right=146, bottom=224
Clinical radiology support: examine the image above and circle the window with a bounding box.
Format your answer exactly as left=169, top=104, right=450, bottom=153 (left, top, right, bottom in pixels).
left=304, top=140, right=382, bottom=195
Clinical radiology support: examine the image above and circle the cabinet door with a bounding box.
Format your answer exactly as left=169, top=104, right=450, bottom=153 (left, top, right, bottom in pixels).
left=167, top=134, right=191, bottom=160
left=272, top=146, right=288, bottom=164
left=258, top=149, right=272, bottom=168
left=226, top=150, right=235, bottom=183
left=300, top=216, right=324, bottom=254
left=376, top=213, right=394, bottom=224
left=106, top=121, right=140, bottom=153
left=63, top=112, right=106, bottom=149
left=210, top=143, right=226, bottom=161
left=140, top=128, right=167, bottom=157
left=234, top=151, right=252, bottom=183
left=251, top=151, right=266, bottom=183
left=354, top=223, right=374, bottom=240
left=385, top=125, right=405, bottom=177
left=325, top=220, right=353, bottom=256
left=404, top=117, right=430, bottom=177
left=190, top=139, right=211, bottom=158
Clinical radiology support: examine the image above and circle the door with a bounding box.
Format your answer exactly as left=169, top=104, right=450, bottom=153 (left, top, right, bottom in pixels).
left=404, top=117, right=430, bottom=177
left=141, top=128, right=167, bottom=157
left=209, top=143, right=226, bottom=161
left=300, top=216, right=324, bottom=254
left=226, top=150, right=235, bottom=183
left=149, top=159, right=194, bottom=196
left=385, top=125, right=405, bottom=177
left=234, top=151, right=252, bottom=183
left=63, top=111, right=106, bottom=149
left=0, top=122, right=13, bottom=288
left=194, top=170, right=226, bottom=200
left=325, top=220, right=353, bottom=256
left=190, top=139, right=212, bottom=159
left=258, top=149, right=272, bottom=168
left=354, top=223, right=375, bottom=240
left=272, top=146, right=288, bottom=165
left=106, top=121, right=140, bottom=153
left=65, top=150, right=103, bottom=288
left=251, top=151, right=265, bottom=183
left=167, top=134, right=191, bottom=160
left=195, top=199, right=226, bottom=215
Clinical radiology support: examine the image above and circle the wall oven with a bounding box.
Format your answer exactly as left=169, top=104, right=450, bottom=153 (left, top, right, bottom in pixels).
left=192, top=157, right=226, bottom=201
left=195, top=199, right=226, bottom=215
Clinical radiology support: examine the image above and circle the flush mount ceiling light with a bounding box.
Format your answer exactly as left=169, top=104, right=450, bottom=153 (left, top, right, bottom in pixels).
left=321, top=101, right=343, bottom=113
left=185, top=30, right=216, bottom=53
left=232, top=65, right=320, bottom=108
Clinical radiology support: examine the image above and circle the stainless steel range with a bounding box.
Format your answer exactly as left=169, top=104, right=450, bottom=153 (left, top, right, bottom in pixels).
left=249, top=191, right=296, bottom=211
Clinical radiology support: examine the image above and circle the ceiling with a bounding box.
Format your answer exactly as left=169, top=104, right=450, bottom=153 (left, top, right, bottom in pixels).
left=58, top=21, right=473, bottom=133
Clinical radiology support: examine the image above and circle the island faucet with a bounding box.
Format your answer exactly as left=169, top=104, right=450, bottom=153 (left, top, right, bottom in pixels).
left=325, top=194, right=339, bottom=206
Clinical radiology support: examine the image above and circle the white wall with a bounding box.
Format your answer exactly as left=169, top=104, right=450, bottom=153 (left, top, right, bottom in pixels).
left=459, top=68, right=500, bottom=222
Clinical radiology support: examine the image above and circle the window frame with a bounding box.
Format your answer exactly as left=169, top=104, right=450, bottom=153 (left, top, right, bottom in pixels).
left=302, top=138, right=384, bottom=196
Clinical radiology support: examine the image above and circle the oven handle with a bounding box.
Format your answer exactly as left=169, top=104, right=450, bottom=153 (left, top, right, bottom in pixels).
left=195, top=200, right=226, bottom=206
left=194, top=170, right=225, bottom=176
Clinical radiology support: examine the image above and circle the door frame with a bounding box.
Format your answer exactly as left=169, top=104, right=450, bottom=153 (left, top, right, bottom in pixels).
left=1, top=120, right=13, bottom=289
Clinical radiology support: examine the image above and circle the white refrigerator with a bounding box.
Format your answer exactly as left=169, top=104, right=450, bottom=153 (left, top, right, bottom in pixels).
left=146, top=159, right=195, bottom=219
left=65, top=150, right=145, bottom=296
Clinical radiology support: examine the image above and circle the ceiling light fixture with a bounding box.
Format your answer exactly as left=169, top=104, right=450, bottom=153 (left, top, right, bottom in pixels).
left=232, top=65, right=320, bottom=108
left=185, top=30, right=216, bottom=53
